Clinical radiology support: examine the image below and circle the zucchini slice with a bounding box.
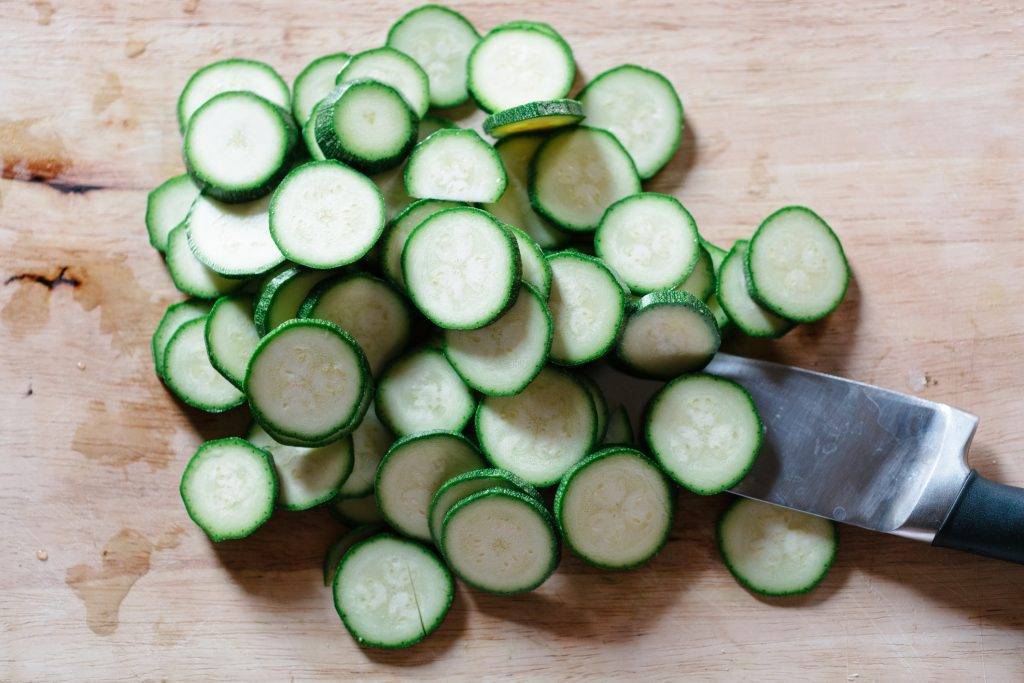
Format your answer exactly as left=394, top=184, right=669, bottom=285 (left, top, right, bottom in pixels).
left=375, top=347, right=474, bottom=436
left=292, top=52, right=350, bottom=125
left=644, top=373, right=763, bottom=495
left=146, top=174, right=199, bottom=253
left=165, top=224, right=244, bottom=300
left=467, top=26, right=575, bottom=113
left=718, top=498, right=837, bottom=596
left=374, top=116, right=458, bottom=219
left=482, top=134, right=570, bottom=249
left=323, top=523, right=384, bottom=587
left=204, top=294, right=260, bottom=388
left=177, top=58, right=290, bottom=132
left=676, top=244, right=715, bottom=301
left=375, top=431, right=485, bottom=540
left=380, top=199, right=462, bottom=290
left=339, top=405, right=392, bottom=499
left=746, top=206, right=849, bottom=322
left=179, top=437, right=277, bottom=541
left=334, top=534, right=453, bottom=649
left=616, top=290, right=721, bottom=379
left=718, top=240, right=794, bottom=339
left=404, top=129, right=507, bottom=203
left=253, top=267, right=334, bottom=337
left=546, top=250, right=626, bottom=365
left=595, top=192, right=700, bottom=294
left=603, top=404, right=634, bottom=446
left=483, top=98, right=584, bottom=138
left=441, top=488, right=559, bottom=594
left=554, top=447, right=673, bottom=570
left=577, top=64, right=684, bottom=180
left=152, top=299, right=210, bottom=378
left=386, top=4, right=480, bottom=108
left=578, top=373, right=609, bottom=443
left=246, top=423, right=354, bottom=511
left=300, top=272, right=412, bottom=375
left=163, top=317, right=245, bottom=412
left=428, top=468, right=540, bottom=547
left=475, top=367, right=596, bottom=486
left=269, top=161, right=385, bottom=269
left=246, top=319, right=370, bottom=445
left=331, top=493, right=385, bottom=526
left=403, top=207, right=520, bottom=330
left=314, top=79, right=418, bottom=174
left=442, top=284, right=552, bottom=396
left=336, top=47, right=430, bottom=118
left=186, top=194, right=285, bottom=278
left=506, top=224, right=551, bottom=297
left=529, top=126, right=641, bottom=233
left=184, top=91, right=297, bottom=203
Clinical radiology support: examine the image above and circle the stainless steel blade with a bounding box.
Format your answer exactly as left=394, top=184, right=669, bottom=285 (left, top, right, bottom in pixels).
left=590, top=353, right=979, bottom=542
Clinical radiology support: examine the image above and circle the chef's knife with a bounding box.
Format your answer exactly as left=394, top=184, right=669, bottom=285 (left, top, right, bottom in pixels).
left=592, top=353, right=1024, bottom=564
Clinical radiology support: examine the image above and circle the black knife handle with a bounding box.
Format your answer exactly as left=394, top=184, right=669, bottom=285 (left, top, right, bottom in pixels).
left=933, top=470, right=1024, bottom=564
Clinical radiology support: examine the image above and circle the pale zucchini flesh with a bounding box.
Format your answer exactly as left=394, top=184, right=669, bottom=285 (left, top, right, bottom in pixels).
left=506, top=225, right=552, bottom=297
left=616, top=291, right=721, bottom=379
left=546, top=251, right=626, bottom=365
left=152, top=299, right=210, bottom=378
left=146, top=174, right=200, bottom=253
left=404, top=129, right=507, bottom=203
left=718, top=240, right=794, bottom=339
left=375, top=431, right=485, bottom=540
left=645, top=373, right=763, bottom=495
left=205, top=294, right=260, bottom=388
left=323, top=523, right=384, bottom=587
left=166, top=224, right=244, bottom=300
left=336, top=47, right=431, bottom=118
left=186, top=194, right=285, bottom=277
left=374, top=117, right=458, bottom=220
left=676, top=244, right=715, bottom=301
left=718, top=498, right=837, bottom=596
left=467, top=27, right=575, bottom=113
left=375, top=347, right=474, bottom=436
left=177, top=58, right=290, bottom=131
left=339, top=405, right=392, bottom=499
left=381, top=199, right=462, bottom=289
left=428, top=468, right=539, bottom=547
left=247, top=423, right=354, bottom=510
left=254, top=267, right=333, bottom=336
left=163, top=317, right=245, bottom=412
left=292, top=52, right=350, bottom=125
left=578, top=373, right=609, bottom=442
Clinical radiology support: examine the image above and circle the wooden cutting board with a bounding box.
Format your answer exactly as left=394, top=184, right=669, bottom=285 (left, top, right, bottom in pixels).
left=2, top=1, right=1023, bottom=679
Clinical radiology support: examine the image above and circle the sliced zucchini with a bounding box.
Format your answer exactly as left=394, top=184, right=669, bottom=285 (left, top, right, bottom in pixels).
left=386, top=4, right=480, bottom=108
left=246, top=319, right=370, bottom=445
left=676, top=244, right=715, bottom=301
left=529, top=126, right=641, bottom=233
left=442, top=285, right=552, bottom=396
left=644, top=373, right=763, bottom=495
left=746, top=206, right=849, bottom=322
left=705, top=293, right=731, bottom=332
left=404, top=129, right=507, bottom=203
left=441, top=488, right=558, bottom=594
left=506, top=225, right=551, bottom=297
left=374, top=116, right=457, bottom=219
left=163, top=317, right=245, bottom=412
left=467, top=26, right=575, bottom=113
left=204, top=294, right=260, bottom=388
left=402, top=207, right=520, bottom=330
left=300, top=272, right=412, bottom=375
left=475, top=367, right=596, bottom=486
left=339, top=405, right=392, bottom=499
left=247, top=423, right=353, bottom=510
left=595, top=193, right=700, bottom=294
left=375, top=431, right=485, bottom=540
left=336, top=47, right=430, bottom=118
left=578, top=373, right=609, bottom=442
left=482, top=134, right=569, bottom=249
left=302, top=110, right=326, bottom=161
left=186, top=194, right=285, bottom=277
left=554, top=447, right=673, bottom=570
left=603, top=404, right=634, bottom=446
left=292, top=52, right=350, bottom=125
left=177, top=58, right=290, bottom=132
left=428, top=468, right=540, bottom=547
left=334, top=533, right=453, bottom=648
left=483, top=98, right=584, bottom=138
left=703, top=238, right=729, bottom=273
left=718, top=240, right=793, bottom=339
left=253, top=267, right=333, bottom=336
left=380, top=199, right=462, bottom=289
left=146, top=174, right=199, bottom=253
left=546, top=250, right=626, bottom=365
left=179, top=437, right=277, bottom=541
left=375, top=347, right=474, bottom=436
left=489, top=20, right=563, bottom=38
left=166, top=224, right=245, bottom=300
left=183, top=91, right=297, bottom=203
left=577, top=64, right=683, bottom=179
left=718, top=498, right=837, bottom=596
left=152, top=299, right=210, bottom=378
left=314, top=79, right=417, bottom=174
left=616, top=290, right=721, bottom=379
left=323, top=523, right=384, bottom=587
left=331, top=493, right=385, bottom=526
left=269, top=161, right=385, bottom=269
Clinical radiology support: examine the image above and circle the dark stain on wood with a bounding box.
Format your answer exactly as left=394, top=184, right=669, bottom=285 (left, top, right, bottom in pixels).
left=5, top=266, right=82, bottom=289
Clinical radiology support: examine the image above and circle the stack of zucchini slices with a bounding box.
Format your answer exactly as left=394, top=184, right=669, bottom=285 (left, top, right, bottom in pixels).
left=147, top=2, right=850, bottom=650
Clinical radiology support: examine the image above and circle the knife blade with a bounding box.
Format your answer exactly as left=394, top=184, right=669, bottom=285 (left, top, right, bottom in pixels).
left=591, top=353, right=1024, bottom=564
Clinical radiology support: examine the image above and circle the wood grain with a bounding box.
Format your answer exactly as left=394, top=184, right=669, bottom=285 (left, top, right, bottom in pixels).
left=2, top=0, right=1023, bottom=679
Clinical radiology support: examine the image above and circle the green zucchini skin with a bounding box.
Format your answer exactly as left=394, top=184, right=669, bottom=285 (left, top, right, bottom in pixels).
left=615, top=290, right=721, bottom=380
left=162, top=317, right=246, bottom=413
left=176, top=58, right=290, bottom=133
left=482, top=98, right=584, bottom=138
left=204, top=293, right=259, bottom=389
left=716, top=240, right=795, bottom=339
left=145, top=174, right=199, bottom=253
left=151, top=298, right=210, bottom=378
left=292, top=52, right=350, bottom=125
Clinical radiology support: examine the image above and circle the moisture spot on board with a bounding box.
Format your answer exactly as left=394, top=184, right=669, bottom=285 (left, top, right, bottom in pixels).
left=65, top=529, right=153, bottom=636
left=72, top=398, right=177, bottom=470
left=32, top=0, right=54, bottom=25
left=905, top=368, right=937, bottom=393
left=124, top=39, right=148, bottom=59
left=182, top=0, right=200, bottom=13
left=746, top=152, right=774, bottom=199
